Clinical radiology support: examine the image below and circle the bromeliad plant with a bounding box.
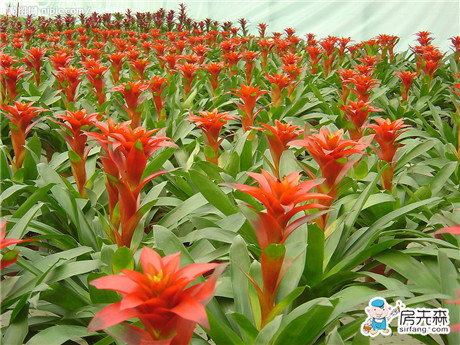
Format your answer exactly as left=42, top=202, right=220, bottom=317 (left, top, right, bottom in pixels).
left=227, top=170, right=330, bottom=329
left=88, top=246, right=226, bottom=345
left=254, top=120, right=301, bottom=178
left=110, top=81, right=149, bottom=128
left=290, top=127, right=372, bottom=229
left=1, top=101, right=45, bottom=172
left=1, top=8, right=460, bottom=345
left=54, top=109, right=99, bottom=197
left=366, top=118, right=411, bottom=191
left=231, top=84, right=269, bottom=132
left=88, top=119, right=177, bottom=247
left=187, top=108, right=236, bottom=165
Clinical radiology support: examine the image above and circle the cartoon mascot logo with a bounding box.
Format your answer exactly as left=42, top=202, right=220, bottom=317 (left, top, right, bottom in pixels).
left=361, top=297, right=402, bottom=337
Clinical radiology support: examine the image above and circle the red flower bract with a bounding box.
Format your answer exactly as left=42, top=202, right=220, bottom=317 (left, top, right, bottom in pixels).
left=366, top=118, right=410, bottom=190
left=254, top=120, right=301, bottom=177
left=289, top=126, right=372, bottom=196
left=1, top=102, right=45, bottom=171
left=231, top=84, right=269, bottom=132
left=111, top=81, right=149, bottom=128
left=55, top=110, right=99, bottom=197
left=228, top=170, right=329, bottom=249
left=88, top=119, right=177, bottom=246
left=187, top=109, right=236, bottom=164
left=88, top=247, right=226, bottom=345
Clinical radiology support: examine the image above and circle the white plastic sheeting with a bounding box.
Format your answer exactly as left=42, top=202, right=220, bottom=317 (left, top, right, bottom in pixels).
left=2, top=0, right=459, bottom=51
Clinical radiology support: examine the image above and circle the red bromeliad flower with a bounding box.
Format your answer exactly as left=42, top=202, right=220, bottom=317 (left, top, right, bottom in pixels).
left=305, top=45, right=322, bottom=74
left=88, top=247, right=226, bottom=345
left=358, top=55, right=381, bottom=69
left=129, top=58, right=151, bottom=80
left=231, top=84, right=269, bottom=132
left=50, top=51, right=73, bottom=70
left=338, top=37, right=352, bottom=58
left=243, top=51, right=260, bottom=84
left=289, top=127, right=371, bottom=197
left=106, top=52, right=126, bottom=84
left=192, top=44, right=210, bottom=64
left=54, top=66, right=85, bottom=105
left=280, top=53, right=302, bottom=66
left=337, top=69, right=356, bottom=103
left=265, top=73, right=291, bottom=107
left=416, top=31, right=433, bottom=46
left=160, top=52, right=181, bottom=74
left=258, top=23, right=268, bottom=38
left=1, top=220, right=37, bottom=270
left=1, top=102, right=45, bottom=171
left=366, top=118, right=410, bottom=191
left=223, top=51, right=242, bottom=77
left=149, top=76, right=169, bottom=121
left=111, top=81, right=149, bottom=128
left=281, top=64, right=306, bottom=98
left=341, top=100, right=382, bottom=139
left=227, top=170, right=329, bottom=328
left=54, top=110, right=99, bottom=197
left=348, top=74, right=379, bottom=102
left=187, top=109, right=236, bottom=165
left=0, top=66, right=29, bottom=103
left=395, top=71, right=418, bottom=102
left=0, top=54, right=17, bottom=69
left=176, top=62, right=200, bottom=98
left=320, top=36, right=338, bottom=77
left=85, top=61, right=108, bottom=106
left=203, top=62, right=225, bottom=94
left=88, top=120, right=177, bottom=247
left=257, top=39, right=275, bottom=69
left=254, top=120, right=301, bottom=177
left=22, top=47, right=47, bottom=86
left=377, top=34, right=399, bottom=61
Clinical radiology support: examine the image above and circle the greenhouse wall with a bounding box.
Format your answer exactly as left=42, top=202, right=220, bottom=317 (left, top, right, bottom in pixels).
left=2, top=0, right=459, bottom=51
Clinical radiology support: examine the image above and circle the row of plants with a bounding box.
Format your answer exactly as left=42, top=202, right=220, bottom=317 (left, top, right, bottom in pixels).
left=1, top=5, right=459, bottom=345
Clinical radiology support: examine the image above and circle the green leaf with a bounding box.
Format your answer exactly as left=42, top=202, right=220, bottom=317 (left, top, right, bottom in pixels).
left=154, top=225, right=195, bottom=265
left=351, top=197, right=440, bottom=254
left=374, top=250, right=440, bottom=291
left=354, top=159, right=368, bottom=180
left=429, top=161, right=457, bottom=195
left=0, top=276, right=20, bottom=302
left=265, top=286, right=305, bottom=326
left=2, top=302, right=29, bottom=345
left=305, top=224, right=324, bottom=287
left=394, top=139, right=436, bottom=171
left=325, top=327, right=345, bottom=345
left=231, top=313, right=258, bottom=344
left=438, top=250, right=460, bottom=345
left=158, top=193, right=208, bottom=228
left=230, top=236, right=253, bottom=320
left=111, top=246, right=134, bottom=274
left=264, top=243, right=285, bottom=260
left=273, top=298, right=335, bottom=345
left=253, top=315, right=282, bottom=345
left=25, top=325, right=96, bottom=345
left=327, top=168, right=385, bottom=269
left=207, top=310, right=245, bottom=345
left=189, top=169, right=238, bottom=216
left=9, top=203, right=41, bottom=240
left=11, top=184, right=52, bottom=220
left=143, top=147, right=176, bottom=178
